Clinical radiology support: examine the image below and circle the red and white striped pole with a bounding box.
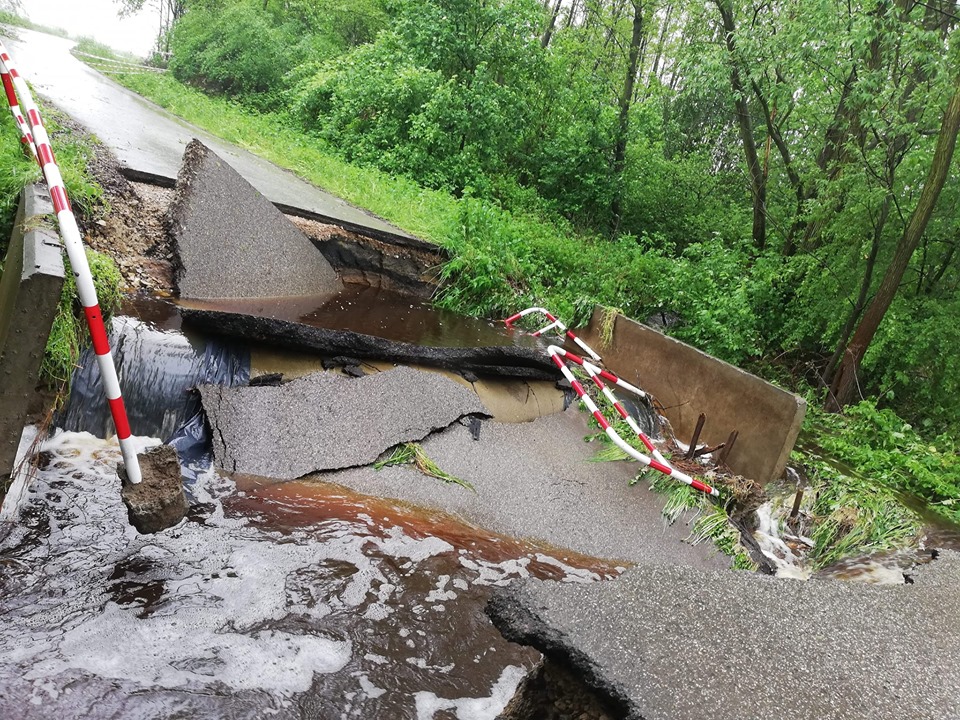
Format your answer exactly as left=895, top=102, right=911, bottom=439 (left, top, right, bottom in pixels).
left=505, top=307, right=670, bottom=466
left=553, top=347, right=672, bottom=468
left=505, top=307, right=602, bottom=361
left=0, top=42, right=142, bottom=483
left=0, top=56, right=36, bottom=160
left=547, top=345, right=717, bottom=497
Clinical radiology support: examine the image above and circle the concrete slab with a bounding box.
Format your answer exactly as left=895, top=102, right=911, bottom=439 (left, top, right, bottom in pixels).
left=487, top=552, right=960, bottom=720
left=4, top=29, right=420, bottom=246
left=318, top=410, right=729, bottom=569
left=169, top=140, right=342, bottom=300
left=200, top=365, right=487, bottom=479
left=0, top=185, right=64, bottom=482
left=578, top=307, right=806, bottom=483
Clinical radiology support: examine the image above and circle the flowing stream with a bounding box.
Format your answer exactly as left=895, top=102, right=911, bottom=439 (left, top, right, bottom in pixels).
left=0, top=298, right=621, bottom=719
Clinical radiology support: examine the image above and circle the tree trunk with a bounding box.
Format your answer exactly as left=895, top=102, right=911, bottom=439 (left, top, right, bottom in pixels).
left=822, top=194, right=889, bottom=387
left=827, top=74, right=960, bottom=410
left=542, top=0, right=564, bottom=47
left=609, top=1, right=644, bottom=236
left=716, top=0, right=766, bottom=250
left=647, top=3, right=673, bottom=89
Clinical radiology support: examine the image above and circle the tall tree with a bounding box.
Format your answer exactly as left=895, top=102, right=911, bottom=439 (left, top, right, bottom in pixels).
left=827, top=66, right=960, bottom=410
left=714, top=0, right=765, bottom=250
left=610, top=0, right=644, bottom=235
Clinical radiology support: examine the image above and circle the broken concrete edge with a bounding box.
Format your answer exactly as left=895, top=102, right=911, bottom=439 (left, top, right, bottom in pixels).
left=288, top=412, right=491, bottom=483
left=498, top=658, right=619, bottom=720
left=0, top=184, right=65, bottom=484
left=579, top=306, right=806, bottom=483
left=486, top=586, right=635, bottom=720
left=181, top=308, right=558, bottom=380
left=488, top=553, right=960, bottom=720
left=198, top=365, right=492, bottom=479
left=304, top=228, right=444, bottom=299
left=119, top=165, right=439, bottom=254
left=119, top=444, right=188, bottom=534
left=168, top=140, right=342, bottom=300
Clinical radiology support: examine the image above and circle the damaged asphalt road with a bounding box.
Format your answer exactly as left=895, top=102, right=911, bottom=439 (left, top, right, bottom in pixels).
left=200, top=365, right=487, bottom=479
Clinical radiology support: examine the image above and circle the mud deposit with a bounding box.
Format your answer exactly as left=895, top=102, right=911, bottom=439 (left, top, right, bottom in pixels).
left=182, top=285, right=542, bottom=350
left=0, top=432, right=621, bottom=719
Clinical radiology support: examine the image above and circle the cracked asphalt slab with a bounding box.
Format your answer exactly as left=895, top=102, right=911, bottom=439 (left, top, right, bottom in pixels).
left=200, top=365, right=487, bottom=479
left=169, top=140, right=342, bottom=299
left=4, top=28, right=414, bottom=242
left=487, top=550, right=960, bottom=720
left=313, top=409, right=728, bottom=570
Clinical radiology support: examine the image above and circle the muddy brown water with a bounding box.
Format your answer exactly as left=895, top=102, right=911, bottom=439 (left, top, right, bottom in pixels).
left=180, top=285, right=542, bottom=350
left=0, top=432, right=622, bottom=719
left=0, top=293, right=621, bottom=718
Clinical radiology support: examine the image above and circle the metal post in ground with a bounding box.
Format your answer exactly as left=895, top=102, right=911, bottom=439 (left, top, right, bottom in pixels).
left=0, top=42, right=142, bottom=483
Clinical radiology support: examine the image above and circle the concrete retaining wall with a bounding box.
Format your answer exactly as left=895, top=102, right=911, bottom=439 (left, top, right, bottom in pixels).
left=0, top=185, right=65, bottom=482
left=578, top=307, right=805, bottom=483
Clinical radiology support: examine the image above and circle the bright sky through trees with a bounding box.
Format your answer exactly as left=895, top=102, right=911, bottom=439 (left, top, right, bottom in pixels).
left=25, top=0, right=156, bottom=55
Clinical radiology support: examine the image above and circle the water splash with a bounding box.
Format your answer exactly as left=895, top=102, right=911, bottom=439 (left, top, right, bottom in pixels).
left=0, top=430, right=619, bottom=718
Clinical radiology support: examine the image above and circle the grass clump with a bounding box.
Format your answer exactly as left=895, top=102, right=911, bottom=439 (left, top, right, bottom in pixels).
left=41, top=250, right=123, bottom=391
left=375, top=442, right=473, bottom=491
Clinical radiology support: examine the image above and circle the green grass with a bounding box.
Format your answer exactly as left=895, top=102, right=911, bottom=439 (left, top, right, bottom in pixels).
left=375, top=442, right=473, bottom=491
left=100, top=71, right=460, bottom=245
left=41, top=249, right=123, bottom=390
left=0, top=95, right=117, bottom=395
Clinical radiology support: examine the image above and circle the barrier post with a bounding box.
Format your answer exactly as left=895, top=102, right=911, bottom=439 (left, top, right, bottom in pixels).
left=0, top=42, right=142, bottom=483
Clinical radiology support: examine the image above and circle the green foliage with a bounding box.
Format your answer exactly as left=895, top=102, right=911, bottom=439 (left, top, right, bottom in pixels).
left=806, top=401, right=960, bottom=526
left=375, top=442, right=473, bottom=490
left=41, top=250, right=122, bottom=391
left=298, top=0, right=544, bottom=194
left=169, top=1, right=305, bottom=104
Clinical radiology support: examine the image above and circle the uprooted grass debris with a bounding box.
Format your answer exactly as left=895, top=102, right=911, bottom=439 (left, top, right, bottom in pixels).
left=375, top=442, right=474, bottom=492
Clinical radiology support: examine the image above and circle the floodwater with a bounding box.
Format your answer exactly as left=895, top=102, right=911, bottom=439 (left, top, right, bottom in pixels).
left=751, top=443, right=960, bottom=584
left=0, top=429, right=620, bottom=719
left=0, top=297, right=621, bottom=719
left=181, top=285, right=544, bottom=350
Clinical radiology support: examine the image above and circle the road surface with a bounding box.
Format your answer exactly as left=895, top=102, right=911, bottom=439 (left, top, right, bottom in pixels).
left=3, top=27, right=416, bottom=243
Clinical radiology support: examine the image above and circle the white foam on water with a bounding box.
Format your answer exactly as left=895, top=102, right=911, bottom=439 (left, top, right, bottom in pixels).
left=459, top=556, right=532, bottom=586
left=413, top=664, right=527, bottom=720
left=426, top=574, right=458, bottom=602
left=752, top=501, right=813, bottom=580
left=27, top=602, right=351, bottom=694
left=534, top=553, right=604, bottom=583
left=356, top=672, right=386, bottom=699
left=1, top=430, right=608, bottom=715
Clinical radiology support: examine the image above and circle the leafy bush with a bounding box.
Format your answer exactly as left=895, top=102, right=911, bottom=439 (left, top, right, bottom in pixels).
left=806, top=401, right=960, bottom=526
left=169, top=1, right=313, bottom=107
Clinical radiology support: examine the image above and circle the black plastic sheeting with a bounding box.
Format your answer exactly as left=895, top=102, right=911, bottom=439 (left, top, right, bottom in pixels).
left=58, top=315, right=249, bottom=484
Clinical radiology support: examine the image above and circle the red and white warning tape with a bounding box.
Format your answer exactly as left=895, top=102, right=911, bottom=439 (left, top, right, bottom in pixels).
left=0, top=42, right=142, bottom=483
left=547, top=345, right=669, bottom=466
left=506, top=306, right=717, bottom=496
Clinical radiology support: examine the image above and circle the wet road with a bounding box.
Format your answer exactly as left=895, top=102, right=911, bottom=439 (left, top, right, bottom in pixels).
left=2, top=27, right=414, bottom=240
